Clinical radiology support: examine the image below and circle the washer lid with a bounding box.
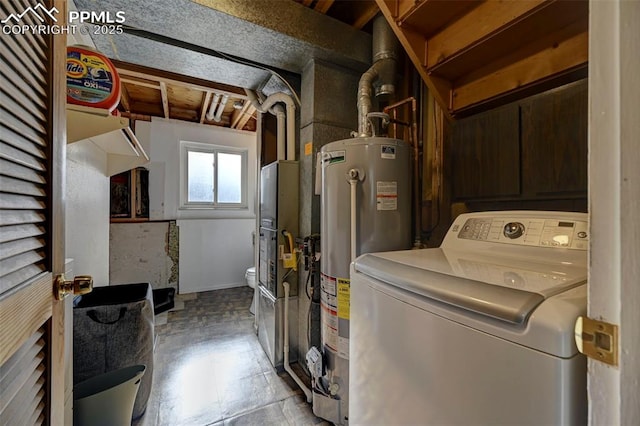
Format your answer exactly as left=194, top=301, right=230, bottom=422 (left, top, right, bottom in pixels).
left=354, top=248, right=586, bottom=325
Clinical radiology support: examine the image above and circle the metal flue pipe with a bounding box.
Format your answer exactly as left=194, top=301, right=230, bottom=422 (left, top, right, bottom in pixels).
left=357, top=15, right=399, bottom=137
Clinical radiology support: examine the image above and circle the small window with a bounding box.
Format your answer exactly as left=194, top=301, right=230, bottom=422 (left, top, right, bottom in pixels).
left=181, top=142, right=247, bottom=209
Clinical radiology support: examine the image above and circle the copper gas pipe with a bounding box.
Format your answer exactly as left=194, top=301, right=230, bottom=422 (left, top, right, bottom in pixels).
left=384, top=97, right=421, bottom=248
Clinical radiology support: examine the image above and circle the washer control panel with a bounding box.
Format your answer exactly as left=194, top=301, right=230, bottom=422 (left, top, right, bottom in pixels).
left=455, top=216, right=589, bottom=250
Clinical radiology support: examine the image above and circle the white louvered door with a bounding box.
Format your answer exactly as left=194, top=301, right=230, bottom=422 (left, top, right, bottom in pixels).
left=0, top=0, right=70, bottom=424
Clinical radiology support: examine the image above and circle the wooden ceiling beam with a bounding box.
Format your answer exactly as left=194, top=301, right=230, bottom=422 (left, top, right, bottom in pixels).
left=352, top=3, right=380, bottom=30
left=425, top=0, right=546, bottom=70
left=314, top=0, right=334, bottom=14
left=376, top=0, right=588, bottom=118
left=452, top=29, right=588, bottom=113
left=230, top=101, right=250, bottom=128
left=120, top=112, right=152, bottom=121
left=129, top=101, right=164, bottom=116
left=199, top=91, right=213, bottom=124
left=235, top=104, right=256, bottom=130
left=113, top=60, right=247, bottom=99
left=396, top=0, right=477, bottom=34
left=120, top=76, right=161, bottom=90
left=170, top=106, right=199, bottom=121
left=159, top=82, right=170, bottom=119
left=119, top=84, right=132, bottom=112
left=231, top=102, right=256, bottom=129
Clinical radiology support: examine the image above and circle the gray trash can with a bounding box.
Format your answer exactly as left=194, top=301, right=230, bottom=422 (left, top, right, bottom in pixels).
left=74, top=364, right=146, bottom=426
left=73, top=283, right=154, bottom=420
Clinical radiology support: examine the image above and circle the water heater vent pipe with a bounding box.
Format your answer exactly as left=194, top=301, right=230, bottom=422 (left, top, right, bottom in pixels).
left=271, top=104, right=286, bottom=161
left=357, top=15, right=399, bottom=137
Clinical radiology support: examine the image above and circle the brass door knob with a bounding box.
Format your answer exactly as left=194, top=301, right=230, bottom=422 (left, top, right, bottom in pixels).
left=54, top=274, right=93, bottom=300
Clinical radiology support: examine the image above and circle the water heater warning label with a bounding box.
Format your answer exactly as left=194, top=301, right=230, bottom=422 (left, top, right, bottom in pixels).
left=337, top=278, right=350, bottom=320
left=321, top=274, right=350, bottom=357
left=321, top=273, right=338, bottom=352
left=377, top=181, right=398, bottom=211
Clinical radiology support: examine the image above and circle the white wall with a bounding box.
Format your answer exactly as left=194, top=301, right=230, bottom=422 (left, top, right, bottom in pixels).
left=135, top=118, right=257, bottom=293
left=588, top=1, right=640, bottom=424
left=65, top=16, right=110, bottom=287
left=65, top=141, right=110, bottom=286
left=178, top=219, right=255, bottom=293
left=138, top=118, right=257, bottom=221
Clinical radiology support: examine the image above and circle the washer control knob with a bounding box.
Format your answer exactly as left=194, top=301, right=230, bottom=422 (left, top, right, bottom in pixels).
left=503, top=222, right=525, bottom=239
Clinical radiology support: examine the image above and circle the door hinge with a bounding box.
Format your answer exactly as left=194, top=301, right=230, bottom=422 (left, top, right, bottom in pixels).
left=574, top=316, right=619, bottom=366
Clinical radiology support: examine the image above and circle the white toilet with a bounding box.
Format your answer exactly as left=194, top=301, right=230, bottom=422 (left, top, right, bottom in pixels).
left=245, top=267, right=256, bottom=314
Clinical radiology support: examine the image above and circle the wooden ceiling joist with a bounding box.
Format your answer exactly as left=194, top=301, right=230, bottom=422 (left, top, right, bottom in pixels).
left=352, top=3, right=380, bottom=30
left=376, top=0, right=589, bottom=118
left=231, top=102, right=255, bottom=130
left=170, top=107, right=199, bottom=121
left=199, top=91, right=213, bottom=124
left=119, top=85, right=132, bottom=112
left=314, top=0, right=335, bottom=14
left=159, top=82, right=169, bottom=119
left=120, top=112, right=152, bottom=121
left=128, top=101, right=164, bottom=116
left=114, top=60, right=246, bottom=99
left=114, top=61, right=256, bottom=131
left=120, top=76, right=160, bottom=90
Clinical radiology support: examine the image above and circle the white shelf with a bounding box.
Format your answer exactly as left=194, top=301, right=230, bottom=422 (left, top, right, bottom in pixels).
left=66, top=105, right=150, bottom=176
left=67, top=105, right=128, bottom=143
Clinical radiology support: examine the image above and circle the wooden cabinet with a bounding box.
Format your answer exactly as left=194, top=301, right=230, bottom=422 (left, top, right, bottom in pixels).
left=450, top=80, right=587, bottom=201
left=110, top=167, right=149, bottom=221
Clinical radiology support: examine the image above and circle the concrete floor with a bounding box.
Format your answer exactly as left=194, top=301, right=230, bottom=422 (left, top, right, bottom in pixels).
left=133, top=287, right=327, bottom=426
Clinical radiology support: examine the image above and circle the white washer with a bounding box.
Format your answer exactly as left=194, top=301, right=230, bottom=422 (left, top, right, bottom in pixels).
left=349, top=211, right=588, bottom=425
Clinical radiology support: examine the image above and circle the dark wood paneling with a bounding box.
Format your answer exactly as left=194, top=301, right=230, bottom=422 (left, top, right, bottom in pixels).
left=451, top=104, right=520, bottom=199
left=521, top=80, right=588, bottom=196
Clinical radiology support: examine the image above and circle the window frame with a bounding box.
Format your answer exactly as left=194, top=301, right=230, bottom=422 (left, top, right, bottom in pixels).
left=180, top=141, right=248, bottom=210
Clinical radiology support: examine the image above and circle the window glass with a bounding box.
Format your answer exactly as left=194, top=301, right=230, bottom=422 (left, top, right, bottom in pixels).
left=181, top=142, right=247, bottom=210
left=217, top=152, right=242, bottom=203
left=187, top=151, right=214, bottom=203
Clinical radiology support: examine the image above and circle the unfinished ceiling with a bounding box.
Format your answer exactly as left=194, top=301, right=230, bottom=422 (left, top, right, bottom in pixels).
left=77, top=0, right=591, bottom=127
left=115, top=61, right=257, bottom=131
left=375, top=0, right=589, bottom=117
left=74, top=0, right=380, bottom=129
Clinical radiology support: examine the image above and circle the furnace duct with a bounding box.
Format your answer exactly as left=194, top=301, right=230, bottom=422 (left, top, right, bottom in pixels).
left=246, top=90, right=296, bottom=161
left=357, top=15, right=400, bottom=137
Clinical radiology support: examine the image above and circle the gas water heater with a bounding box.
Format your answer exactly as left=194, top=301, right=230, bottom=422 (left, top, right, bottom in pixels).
left=312, top=136, right=411, bottom=424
